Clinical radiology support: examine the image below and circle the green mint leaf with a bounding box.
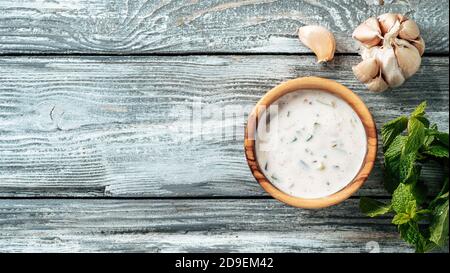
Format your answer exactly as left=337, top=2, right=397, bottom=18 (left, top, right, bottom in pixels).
left=393, top=213, right=411, bottom=225
left=437, top=192, right=449, bottom=201
left=404, top=117, right=426, bottom=155
left=385, top=135, right=408, bottom=161
left=415, top=117, right=431, bottom=128
left=423, top=125, right=437, bottom=148
left=392, top=183, right=416, bottom=214
left=437, top=178, right=449, bottom=199
left=399, top=221, right=429, bottom=253
left=410, top=101, right=427, bottom=118
left=359, top=197, right=391, bottom=217
left=414, top=209, right=432, bottom=221
left=406, top=201, right=417, bottom=217
left=429, top=178, right=448, bottom=210
left=398, top=152, right=418, bottom=183
left=424, top=145, right=449, bottom=158
left=423, top=135, right=435, bottom=148
left=425, top=129, right=449, bottom=147
left=393, top=200, right=417, bottom=225
left=435, top=132, right=449, bottom=147
left=429, top=199, right=449, bottom=248
left=381, top=116, right=408, bottom=149
left=383, top=135, right=408, bottom=192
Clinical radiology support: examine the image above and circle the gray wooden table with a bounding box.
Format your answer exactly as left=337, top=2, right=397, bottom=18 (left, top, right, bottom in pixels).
left=0, top=0, right=448, bottom=253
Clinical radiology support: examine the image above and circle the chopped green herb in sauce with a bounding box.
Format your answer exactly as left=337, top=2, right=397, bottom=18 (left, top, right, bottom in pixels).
left=299, top=160, right=309, bottom=169
left=316, top=99, right=336, bottom=107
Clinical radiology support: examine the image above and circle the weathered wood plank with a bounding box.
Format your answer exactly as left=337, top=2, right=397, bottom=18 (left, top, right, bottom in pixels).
left=0, top=198, right=421, bottom=253
left=0, top=55, right=448, bottom=197
left=0, top=0, right=448, bottom=54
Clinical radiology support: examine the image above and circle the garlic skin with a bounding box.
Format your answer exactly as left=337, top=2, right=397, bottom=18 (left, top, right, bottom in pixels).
left=298, top=25, right=336, bottom=63
left=352, top=13, right=425, bottom=92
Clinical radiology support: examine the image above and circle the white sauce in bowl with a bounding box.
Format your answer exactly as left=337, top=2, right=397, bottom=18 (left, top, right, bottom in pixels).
left=255, top=90, right=367, bottom=199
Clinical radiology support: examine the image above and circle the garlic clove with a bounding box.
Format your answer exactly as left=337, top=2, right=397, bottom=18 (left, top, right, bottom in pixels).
left=411, top=36, right=425, bottom=56
left=383, top=20, right=401, bottom=43
left=298, top=25, right=336, bottom=63
left=397, top=14, right=408, bottom=23
left=399, top=20, right=420, bottom=40
left=366, top=76, right=389, bottom=92
left=375, top=47, right=405, bottom=87
left=360, top=46, right=379, bottom=60
left=352, top=17, right=382, bottom=47
left=394, top=38, right=422, bottom=79
left=352, top=58, right=379, bottom=83
left=378, top=13, right=399, bottom=34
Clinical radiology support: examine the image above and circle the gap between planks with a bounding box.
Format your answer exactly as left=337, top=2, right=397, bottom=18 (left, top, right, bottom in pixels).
left=0, top=52, right=448, bottom=58
left=0, top=196, right=392, bottom=201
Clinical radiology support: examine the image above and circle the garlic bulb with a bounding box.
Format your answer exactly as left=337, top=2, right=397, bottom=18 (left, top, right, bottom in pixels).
left=298, top=25, right=336, bottom=63
left=352, top=13, right=425, bottom=92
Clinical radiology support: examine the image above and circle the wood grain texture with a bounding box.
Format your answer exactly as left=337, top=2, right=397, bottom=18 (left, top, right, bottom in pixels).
left=0, top=0, right=448, bottom=54
left=0, top=55, right=448, bottom=197
left=0, top=198, right=422, bottom=253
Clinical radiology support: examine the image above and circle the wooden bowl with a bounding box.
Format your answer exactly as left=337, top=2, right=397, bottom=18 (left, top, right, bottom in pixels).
left=244, top=76, right=377, bottom=209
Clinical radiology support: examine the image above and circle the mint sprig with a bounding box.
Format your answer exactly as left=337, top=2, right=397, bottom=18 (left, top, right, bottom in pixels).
left=360, top=102, right=449, bottom=252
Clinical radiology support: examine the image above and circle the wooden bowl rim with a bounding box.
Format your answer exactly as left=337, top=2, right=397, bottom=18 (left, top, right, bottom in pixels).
left=244, top=76, right=378, bottom=209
